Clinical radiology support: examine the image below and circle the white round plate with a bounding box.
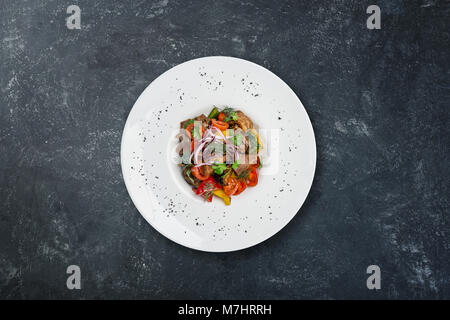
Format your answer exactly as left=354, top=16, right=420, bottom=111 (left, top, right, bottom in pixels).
left=121, top=56, right=316, bottom=252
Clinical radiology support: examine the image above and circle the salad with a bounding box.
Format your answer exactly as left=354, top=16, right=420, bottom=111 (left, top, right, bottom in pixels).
left=177, top=106, right=262, bottom=205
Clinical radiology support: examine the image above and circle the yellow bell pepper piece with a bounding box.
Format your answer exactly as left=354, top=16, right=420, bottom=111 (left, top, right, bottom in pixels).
left=213, top=190, right=231, bottom=205
left=256, top=133, right=263, bottom=150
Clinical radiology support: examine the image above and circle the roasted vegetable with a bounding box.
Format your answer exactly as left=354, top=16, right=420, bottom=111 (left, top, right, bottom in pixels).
left=233, top=163, right=250, bottom=176
left=218, top=112, right=226, bottom=121
left=179, top=106, right=262, bottom=204
left=234, top=180, right=247, bottom=195
left=246, top=167, right=258, bottom=186
left=212, top=163, right=227, bottom=175
left=195, top=177, right=221, bottom=195
left=208, top=107, right=220, bottom=119
left=222, top=107, right=239, bottom=122
left=235, top=110, right=253, bottom=131
left=223, top=176, right=239, bottom=196
left=213, top=190, right=231, bottom=205
left=213, top=169, right=231, bottom=185
left=198, top=190, right=213, bottom=202
left=183, top=166, right=200, bottom=187
left=180, top=118, right=194, bottom=129
left=191, top=165, right=212, bottom=180
left=211, top=119, right=229, bottom=130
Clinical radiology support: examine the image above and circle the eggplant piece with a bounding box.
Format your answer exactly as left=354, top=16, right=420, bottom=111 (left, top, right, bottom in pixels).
left=233, top=163, right=250, bottom=176
left=200, top=165, right=213, bottom=177
left=213, top=168, right=232, bottom=186
left=195, top=114, right=207, bottom=122
left=183, top=166, right=200, bottom=187
left=227, top=120, right=239, bottom=130
left=235, top=110, right=253, bottom=131
left=194, top=113, right=212, bottom=130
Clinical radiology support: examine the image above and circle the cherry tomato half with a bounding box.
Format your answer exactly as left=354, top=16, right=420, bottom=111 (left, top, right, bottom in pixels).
left=191, top=166, right=211, bottom=181
left=246, top=168, right=258, bottom=187
left=233, top=180, right=247, bottom=195
left=218, top=112, right=226, bottom=121
left=223, top=176, right=239, bottom=196
left=253, top=156, right=261, bottom=169
left=211, top=119, right=229, bottom=131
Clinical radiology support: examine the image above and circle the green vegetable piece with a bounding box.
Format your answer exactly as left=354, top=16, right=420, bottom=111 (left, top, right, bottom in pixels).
left=225, top=112, right=238, bottom=122
left=183, top=119, right=194, bottom=128
left=223, top=107, right=239, bottom=122
left=208, top=107, right=220, bottom=119
left=212, top=163, right=227, bottom=175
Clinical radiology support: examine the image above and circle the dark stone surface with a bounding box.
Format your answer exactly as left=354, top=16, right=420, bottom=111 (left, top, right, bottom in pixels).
left=0, top=0, right=449, bottom=299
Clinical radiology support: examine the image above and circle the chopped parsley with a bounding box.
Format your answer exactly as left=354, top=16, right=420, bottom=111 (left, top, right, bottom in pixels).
left=223, top=107, right=239, bottom=122
left=212, top=163, right=227, bottom=175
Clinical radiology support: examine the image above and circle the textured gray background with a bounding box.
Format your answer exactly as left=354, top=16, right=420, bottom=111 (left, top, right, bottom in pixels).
left=1, top=0, right=449, bottom=299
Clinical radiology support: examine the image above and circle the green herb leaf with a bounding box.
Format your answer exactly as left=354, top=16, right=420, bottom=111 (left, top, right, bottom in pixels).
left=232, top=160, right=240, bottom=170
left=183, top=119, right=194, bottom=128
left=222, top=107, right=234, bottom=113
left=225, top=111, right=238, bottom=122
left=184, top=167, right=197, bottom=185
left=222, top=107, right=239, bottom=122
left=208, top=107, right=220, bottom=119
left=186, top=169, right=195, bottom=184
left=212, top=163, right=227, bottom=175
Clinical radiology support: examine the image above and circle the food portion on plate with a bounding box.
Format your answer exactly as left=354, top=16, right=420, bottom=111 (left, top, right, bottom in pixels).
left=177, top=106, right=262, bottom=205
